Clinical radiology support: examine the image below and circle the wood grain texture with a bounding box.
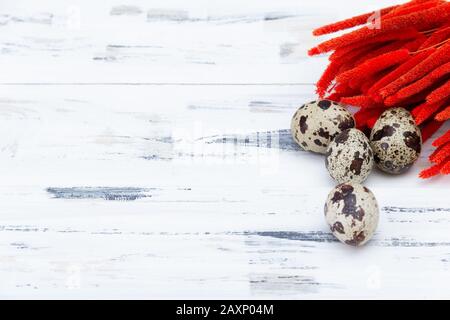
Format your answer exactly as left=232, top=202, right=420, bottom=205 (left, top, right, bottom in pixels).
left=0, top=0, right=449, bottom=299
left=0, top=0, right=404, bottom=84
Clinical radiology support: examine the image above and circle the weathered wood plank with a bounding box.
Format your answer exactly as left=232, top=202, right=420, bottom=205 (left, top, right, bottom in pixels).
left=0, top=85, right=449, bottom=298
left=0, top=0, right=405, bottom=83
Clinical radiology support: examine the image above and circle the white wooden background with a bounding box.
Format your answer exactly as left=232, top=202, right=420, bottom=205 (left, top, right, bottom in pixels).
left=0, top=0, right=449, bottom=299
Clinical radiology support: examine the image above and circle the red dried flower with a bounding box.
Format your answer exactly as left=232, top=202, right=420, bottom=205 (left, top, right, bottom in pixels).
left=379, top=43, right=450, bottom=99
left=419, top=157, right=449, bottom=178
left=384, top=0, right=446, bottom=18
left=441, top=158, right=450, bottom=174
left=426, top=80, right=450, bottom=104
left=341, top=95, right=381, bottom=109
left=309, top=3, right=450, bottom=55
left=354, top=108, right=385, bottom=128
left=310, top=0, right=450, bottom=178
left=421, top=120, right=444, bottom=143
left=337, top=49, right=410, bottom=85
left=368, top=50, right=432, bottom=101
left=412, top=100, right=446, bottom=125
left=433, top=130, right=450, bottom=147
left=390, top=62, right=450, bottom=103
left=429, top=142, right=450, bottom=164
left=312, top=6, right=398, bottom=36
left=419, top=24, right=450, bottom=49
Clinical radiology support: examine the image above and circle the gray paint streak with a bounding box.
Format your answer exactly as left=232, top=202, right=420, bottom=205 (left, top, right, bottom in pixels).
left=3, top=225, right=450, bottom=248
left=204, top=129, right=302, bottom=151
left=383, top=206, right=450, bottom=214
left=253, top=231, right=336, bottom=243
left=249, top=273, right=325, bottom=295
left=46, top=187, right=156, bottom=201
left=146, top=10, right=300, bottom=24
left=0, top=13, right=53, bottom=26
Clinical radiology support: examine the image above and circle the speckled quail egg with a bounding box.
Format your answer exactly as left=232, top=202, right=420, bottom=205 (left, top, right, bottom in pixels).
left=291, top=100, right=355, bottom=154
left=325, top=183, right=379, bottom=247
left=325, top=128, right=374, bottom=184
left=370, top=107, right=422, bottom=174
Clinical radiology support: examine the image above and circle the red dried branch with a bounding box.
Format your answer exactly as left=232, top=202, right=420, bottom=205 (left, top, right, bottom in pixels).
left=318, top=46, right=381, bottom=97
left=402, top=34, right=428, bottom=51
left=312, top=6, right=398, bottom=36
left=441, top=158, right=450, bottom=174
left=368, top=50, right=432, bottom=101
left=366, top=115, right=380, bottom=128
left=384, top=0, right=446, bottom=19
left=310, top=28, right=421, bottom=56
left=340, top=95, right=381, bottom=109
left=328, top=29, right=420, bottom=67
left=419, top=156, right=449, bottom=178
left=435, top=105, right=450, bottom=121
left=419, top=24, right=450, bottom=49
left=421, top=119, right=444, bottom=143
left=330, top=42, right=381, bottom=62
left=433, top=130, right=450, bottom=147
left=413, top=100, right=446, bottom=125
left=390, top=62, right=450, bottom=103
left=310, top=1, right=450, bottom=179
left=426, top=80, right=450, bottom=104
left=326, top=83, right=359, bottom=101
left=336, top=83, right=357, bottom=95
left=379, top=43, right=450, bottom=99
left=429, top=142, right=450, bottom=164
left=316, top=61, right=341, bottom=97
left=309, top=3, right=450, bottom=55
left=354, top=108, right=385, bottom=128
left=337, top=49, right=410, bottom=84
left=354, top=41, right=408, bottom=65
left=361, top=71, right=390, bottom=94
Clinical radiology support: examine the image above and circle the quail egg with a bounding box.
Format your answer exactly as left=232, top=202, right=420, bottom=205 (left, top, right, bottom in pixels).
left=325, top=183, right=379, bottom=246
left=325, top=128, right=374, bottom=183
left=291, top=100, right=355, bottom=154
left=370, top=107, right=422, bottom=174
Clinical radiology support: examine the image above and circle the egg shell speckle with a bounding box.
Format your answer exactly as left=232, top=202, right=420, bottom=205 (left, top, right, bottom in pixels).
left=291, top=100, right=355, bottom=154
left=370, top=107, right=422, bottom=174
left=325, top=128, right=374, bottom=184
left=325, top=183, right=379, bottom=247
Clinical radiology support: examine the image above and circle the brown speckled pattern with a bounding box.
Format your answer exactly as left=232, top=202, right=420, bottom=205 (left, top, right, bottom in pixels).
left=370, top=107, right=422, bottom=174
left=325, top=183, right=379, bottom=247
left=291, top=100, right=355, bottom=154
left=325, top=129, right=374, bottom=184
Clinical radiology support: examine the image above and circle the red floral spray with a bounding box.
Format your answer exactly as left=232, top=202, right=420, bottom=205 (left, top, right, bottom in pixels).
left=309, top=0, right=450, bottom=178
